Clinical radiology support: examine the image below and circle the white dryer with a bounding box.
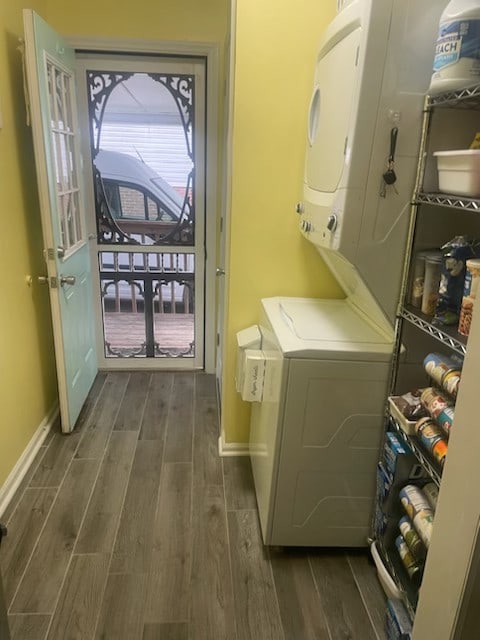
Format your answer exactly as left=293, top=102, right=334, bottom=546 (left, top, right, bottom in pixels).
left=242, top=297, right=392, bottom=547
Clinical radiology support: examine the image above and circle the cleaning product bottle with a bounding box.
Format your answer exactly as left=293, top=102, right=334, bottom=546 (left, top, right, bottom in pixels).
left=429, top=0, right=480, bottom=95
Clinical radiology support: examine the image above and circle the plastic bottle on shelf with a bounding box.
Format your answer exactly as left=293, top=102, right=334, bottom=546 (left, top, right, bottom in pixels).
left=429, top=0, right=480, bottom=95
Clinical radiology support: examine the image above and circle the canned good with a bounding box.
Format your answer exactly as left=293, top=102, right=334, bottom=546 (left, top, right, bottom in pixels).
left=423, top=353, right=462, bottom=398
left=442, top=369, right=461, bottom=397
left=432, top=438, right=448, bottom=467
left=399, top=484, right=432, bottom=520
left=413, top=509, right=434, bottom=548
left=415, top=417, right=444, bottom=450
left=399, top=516, right=426, bottom=560
left=435, top=405, right=455, bottom=435
left=422, top=482, right=439, bottom=512
left=420, top=387, right=455, bottom=435
left=420, top=387, right=450, bottom=417
left=423, top=353, right=455, bottom=387
left=396, top=535, right=423, bottom=581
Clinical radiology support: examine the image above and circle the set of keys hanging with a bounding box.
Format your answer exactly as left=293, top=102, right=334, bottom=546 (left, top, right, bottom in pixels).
left=380, top=126, right=398, bottom=197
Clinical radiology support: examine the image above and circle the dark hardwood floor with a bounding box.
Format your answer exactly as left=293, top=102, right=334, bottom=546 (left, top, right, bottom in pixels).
left=0, top=372, right=387, bottom=639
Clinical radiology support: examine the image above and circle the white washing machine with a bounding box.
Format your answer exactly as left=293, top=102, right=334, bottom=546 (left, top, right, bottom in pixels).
left=239, top=297, right=393, bottom=547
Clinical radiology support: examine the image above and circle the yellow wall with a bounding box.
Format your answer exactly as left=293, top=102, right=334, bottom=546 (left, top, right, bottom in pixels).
left=0, top=0, right=339, bottom=487
left=222, top=0, right=342, bottom=443
left=0, top=0, right=228, bottom=489
left=46, top=0, right=228, bottom=44
left=0, top=0, right=58, bottom=487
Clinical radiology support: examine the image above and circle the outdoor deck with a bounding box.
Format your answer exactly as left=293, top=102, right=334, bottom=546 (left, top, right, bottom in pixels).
left=104, top=312, right=194, bottom=357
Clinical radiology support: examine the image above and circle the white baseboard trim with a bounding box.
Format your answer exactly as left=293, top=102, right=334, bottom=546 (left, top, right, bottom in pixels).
left=218, top=434, right=249, bottom=457
left=0, top=404, right=58, bottom=518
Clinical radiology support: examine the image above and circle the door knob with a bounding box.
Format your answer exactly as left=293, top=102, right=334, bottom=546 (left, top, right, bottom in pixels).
left=57, top=246, right=66, bottom=258
left=60, top=275, right=76, bottom=286
left=37, top=276, right=49, bottom=285
left=216, top=268, right=225, bottom=276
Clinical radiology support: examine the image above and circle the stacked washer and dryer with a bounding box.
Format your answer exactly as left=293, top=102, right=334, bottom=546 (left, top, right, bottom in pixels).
left=236, top=0, right=445, bottom=547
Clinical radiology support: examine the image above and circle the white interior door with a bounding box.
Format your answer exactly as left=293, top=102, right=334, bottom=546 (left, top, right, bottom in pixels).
left=23, top=10, right=97, bottom=432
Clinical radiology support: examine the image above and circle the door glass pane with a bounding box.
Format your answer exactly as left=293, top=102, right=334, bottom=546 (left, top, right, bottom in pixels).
left=46, top=58, right=84, bottom=251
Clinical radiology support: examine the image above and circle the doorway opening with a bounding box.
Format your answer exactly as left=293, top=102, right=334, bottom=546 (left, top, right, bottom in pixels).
left=76, top=55, right=208, bottom=369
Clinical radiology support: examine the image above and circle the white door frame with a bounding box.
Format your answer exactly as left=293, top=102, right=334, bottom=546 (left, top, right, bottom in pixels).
left=216, top=2, right=236, bottom=400
left=68, top=36, right=219, bottom=373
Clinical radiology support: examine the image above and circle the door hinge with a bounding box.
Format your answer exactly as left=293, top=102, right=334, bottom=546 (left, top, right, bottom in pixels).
left=220, top=217, right=223, bottom=233
left=217, top=333, right=220, bottom=346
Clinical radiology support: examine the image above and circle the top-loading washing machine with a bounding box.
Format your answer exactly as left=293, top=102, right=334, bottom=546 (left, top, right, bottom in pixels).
left=239, top=297, right=392, bottom=546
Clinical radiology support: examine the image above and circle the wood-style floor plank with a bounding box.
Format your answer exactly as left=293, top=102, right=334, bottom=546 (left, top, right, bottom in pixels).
left=193, top=374, right=222, bottom=487
left=143, top=623, right=189, bottom=640
left=10, top=459, right=99, bottom=614
left=8, top=614, right=51, bottom=640
left=309, top=552, right=379, bottom=640
left=0, top=573, right=10, bottom=640
left=114, top=372, right=151, bottom=431
left=74, top=372, right=108, bottom=432
left=110, top=439, right=163, bottom=574
left=270, top=549, right=331, bottom=640
left=189, top=484, right=236, bottom=640
left=29, top=432, right=82, bottom=488
left=139, top=372, right=173, bottom=441
left=75, top=431, right=138, bottom=554
left=223, top=457, right=257, bottom=511
left=75, top=373, right=129, bottom=459
left=164, top=373, right=194, bottom=463
left=228, top=510, right=285, bottom=640
left=2, top=445, right=50, bottom=524
left=347, top=552, right=387, bottom=640
left=46, top=553, right=109, bottom=640
left=144, top=463, right=192, bottom=624
left=0, top=488, right=57, bottom=606
left=94, top=572, right=148, bottom=640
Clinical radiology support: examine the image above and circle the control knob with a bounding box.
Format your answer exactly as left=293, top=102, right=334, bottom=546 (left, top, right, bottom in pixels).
left=295, top=202, right=304, bottom=215
left=326, top=214, right=338, bottom=232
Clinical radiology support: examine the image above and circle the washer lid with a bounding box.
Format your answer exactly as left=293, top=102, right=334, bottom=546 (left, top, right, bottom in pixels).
left=261, top=297, right=393, bottom=360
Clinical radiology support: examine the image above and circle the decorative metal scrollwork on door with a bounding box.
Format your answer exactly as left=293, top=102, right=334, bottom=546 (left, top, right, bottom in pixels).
left=86, top=71, right=195, bottom=246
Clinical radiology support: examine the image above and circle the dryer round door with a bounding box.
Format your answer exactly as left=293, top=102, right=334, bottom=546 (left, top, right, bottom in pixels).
left=305, top=25, right=361, bottom=194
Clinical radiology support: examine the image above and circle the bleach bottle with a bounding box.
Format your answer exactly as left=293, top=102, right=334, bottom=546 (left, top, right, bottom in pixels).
left=429, top=0, right=480, bottom=95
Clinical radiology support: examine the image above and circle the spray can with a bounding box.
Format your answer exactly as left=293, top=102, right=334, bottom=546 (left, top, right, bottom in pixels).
left=429, top=0, right=480, bottom=95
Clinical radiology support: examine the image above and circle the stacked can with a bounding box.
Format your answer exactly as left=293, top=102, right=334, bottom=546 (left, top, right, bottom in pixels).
left=423, top=352, right=462, bottom=398
left=415, top=416, right=448, bottom=467
left=420, top=387, right=455, bottom=436
left=395, top=535, right=423, bottom=583
left=399, top=516, right=426, bottom=561
left=422, top=482, right=439, bottom=512
left=399, top=484, right=435, bottom=548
